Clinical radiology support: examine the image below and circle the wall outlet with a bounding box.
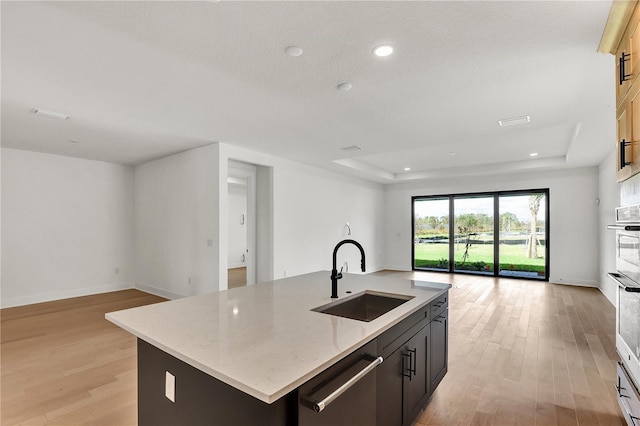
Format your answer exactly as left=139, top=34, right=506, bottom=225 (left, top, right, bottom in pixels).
left=283, top=270, right=287, bottom=278
left=165, top=371, right=175, bottom=402
left=188, top=277, right=192, bottom=286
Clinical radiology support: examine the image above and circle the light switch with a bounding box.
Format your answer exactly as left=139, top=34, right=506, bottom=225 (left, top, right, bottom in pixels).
left=165, top=371, right=175, bottom=402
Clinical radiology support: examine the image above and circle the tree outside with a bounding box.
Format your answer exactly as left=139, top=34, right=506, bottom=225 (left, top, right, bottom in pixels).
left=413, top=193, right=547, bottom=278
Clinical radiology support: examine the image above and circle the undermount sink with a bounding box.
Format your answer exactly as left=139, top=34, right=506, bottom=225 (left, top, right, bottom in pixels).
left=312, top=291, right=414, bottom=322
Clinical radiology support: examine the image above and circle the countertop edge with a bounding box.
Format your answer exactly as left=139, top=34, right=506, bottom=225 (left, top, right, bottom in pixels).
left=105, top=274, right=451, bottom=404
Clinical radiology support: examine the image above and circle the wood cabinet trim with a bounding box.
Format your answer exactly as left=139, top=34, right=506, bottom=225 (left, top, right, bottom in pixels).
left=599, top=0, right=638, bottom=54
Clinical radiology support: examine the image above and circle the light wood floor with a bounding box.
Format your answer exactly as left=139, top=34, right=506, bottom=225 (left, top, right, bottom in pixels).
left=394, top=271, right=625, bottom=426
left=1, top=273, right=625, bottom=425
left=1, top=290, right=166, bottom=425
left=228, top=267, right=247, bottom=289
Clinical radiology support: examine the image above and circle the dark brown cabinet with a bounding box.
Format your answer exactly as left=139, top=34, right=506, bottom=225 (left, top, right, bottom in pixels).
left=137, top=290, right=449, bottom=426
left=402, top=323, right=431, bottom=425
left=376, top=323, right=430, bottom=426
left=376, top=291, right=448, bottom=426
left=429, top=310, right=448, bottom=391
left=376, top=346, right=404, bottom=426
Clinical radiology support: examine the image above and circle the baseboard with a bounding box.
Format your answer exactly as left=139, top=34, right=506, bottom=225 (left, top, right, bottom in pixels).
left=598, top=286, right=616, bottom=306
left=382, top=264, right=412, bottom=272
left=228, top=264, right=246, bottom=269
left=549, top=277, right=599, bottom=288
left=134, top=283, right=185, bottom=300
left=1, top=282, right=134, bottom=309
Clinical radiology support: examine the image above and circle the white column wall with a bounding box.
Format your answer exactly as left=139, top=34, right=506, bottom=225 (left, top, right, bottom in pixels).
left=133, top=144, right=220, bottom=298
left=598, top=149, right=620, bottom=305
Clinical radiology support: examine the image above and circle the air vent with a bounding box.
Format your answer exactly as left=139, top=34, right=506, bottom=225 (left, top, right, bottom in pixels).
left=32, top=108, right=70, bottom=120
left=497, top=115, right=530, bottom=127
left=340, top=145, right=363, bottom=152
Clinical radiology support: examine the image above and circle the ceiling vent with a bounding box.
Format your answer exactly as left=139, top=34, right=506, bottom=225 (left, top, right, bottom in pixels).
left=32, top=108, right=70, bottom=120
left=497, top=115, right=531, bottom=127
left=340, top=145, right=363, bottom=152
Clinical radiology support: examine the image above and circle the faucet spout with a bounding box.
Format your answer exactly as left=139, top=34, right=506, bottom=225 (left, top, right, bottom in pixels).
left=330, top=239, right=366, bottom=298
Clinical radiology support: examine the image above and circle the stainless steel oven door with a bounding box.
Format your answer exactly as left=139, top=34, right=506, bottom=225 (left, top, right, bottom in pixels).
left=608, top=272, right=640, bottom=391
left=619, top=286, right=640, bottom=362
left=617, top=230, right=640, bottom=285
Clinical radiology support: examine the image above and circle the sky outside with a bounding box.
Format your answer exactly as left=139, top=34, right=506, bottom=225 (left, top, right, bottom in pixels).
left=414, top=195, right=546, bottom=222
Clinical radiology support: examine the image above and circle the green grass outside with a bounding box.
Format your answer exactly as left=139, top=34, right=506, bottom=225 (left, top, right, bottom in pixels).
left=414, top=242, right=545, bottom=273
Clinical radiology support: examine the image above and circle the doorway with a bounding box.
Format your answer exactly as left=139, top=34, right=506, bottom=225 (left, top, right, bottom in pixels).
left=228, top=161, right=257, bottom=287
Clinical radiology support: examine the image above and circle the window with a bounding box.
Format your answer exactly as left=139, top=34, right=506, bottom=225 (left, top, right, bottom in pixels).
left=412, top=189, right=549, bottom=280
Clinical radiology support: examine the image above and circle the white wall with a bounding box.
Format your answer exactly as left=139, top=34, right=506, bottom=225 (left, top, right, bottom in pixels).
left=272, top=161, right=386, bottom=279
left=132, top=143, right=386, bottom=298
left=1, top=148, right=135, bottom=308
left=134, top=144, right=221, bottom=299
left=384, top=167, right=601, bottom=287
left=598, top=149, right=619, bottom=305
left=221, top=144, right=386, bottom=281
left=227, top=184, right=247, bottom=268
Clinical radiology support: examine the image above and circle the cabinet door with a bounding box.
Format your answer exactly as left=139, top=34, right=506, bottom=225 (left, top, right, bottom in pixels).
left=376, top=347, right=404, bottom=426
left=630, top=82, right=640, bottom=179
left=629, top=6, right=640, bottom=91
left=402, top=323, right=430, bottom=426
left=430, top=310, right=448, bottom=391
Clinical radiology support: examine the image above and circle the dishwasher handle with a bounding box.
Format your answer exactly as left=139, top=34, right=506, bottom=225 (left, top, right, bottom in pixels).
left=305, top=354, right=383, bottom=413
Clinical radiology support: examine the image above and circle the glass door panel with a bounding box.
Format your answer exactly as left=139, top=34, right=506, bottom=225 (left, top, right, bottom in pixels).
left=453, top=196, right=494, bottom=274
left=498, top=193, right=546, bottom=279
left=413, top=198, right=450, bottom=270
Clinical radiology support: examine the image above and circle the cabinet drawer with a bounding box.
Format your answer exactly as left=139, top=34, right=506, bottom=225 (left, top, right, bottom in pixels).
left=617, top=363, right=640, bottom=426
left=378, top=307, right=429, bottom=358
left=430, top=293, right=448, bottom=318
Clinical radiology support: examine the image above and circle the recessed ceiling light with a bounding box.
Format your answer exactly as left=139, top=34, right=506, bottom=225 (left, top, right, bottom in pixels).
left=337, top=83, right=352, bottom=91
left=340, top=145, right=363, bottom=152
left=404, top=167, right=411, bottom=171
left=449, top=152, right=457, bottom=156
left=32, top=108, right=70, bottom=120
left=372, top=45, right=394, bottom=57
left=497, top=115, right=531, bottom=127
left=285, top=46, right=303, bottom=57
left=69, top=139, right=80, bottom=144
left=529, top=152, right=538, bottom=157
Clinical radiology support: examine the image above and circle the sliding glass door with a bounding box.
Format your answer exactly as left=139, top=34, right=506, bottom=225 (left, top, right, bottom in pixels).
left=412, top=189, right=549, bottom=280
left=413, top=198, right=449, bottom=270
left=498, top=192, right=547, bottom=278
left=453, top=196, right=494, bottom=274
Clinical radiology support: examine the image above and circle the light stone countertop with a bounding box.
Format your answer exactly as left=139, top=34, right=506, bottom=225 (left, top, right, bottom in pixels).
left=106, top=271, right=451, bottom=404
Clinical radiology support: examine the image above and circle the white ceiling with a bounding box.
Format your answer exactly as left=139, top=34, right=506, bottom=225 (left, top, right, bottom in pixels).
left=1, top=1, right=616, bottom=183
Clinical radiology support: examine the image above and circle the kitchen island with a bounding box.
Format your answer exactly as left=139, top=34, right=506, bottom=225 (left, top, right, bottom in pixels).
left=106, top=271, right=450, bottom=425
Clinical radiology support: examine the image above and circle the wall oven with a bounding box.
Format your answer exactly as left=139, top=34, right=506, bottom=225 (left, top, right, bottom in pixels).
left=608, top=204, right=640, bottom=426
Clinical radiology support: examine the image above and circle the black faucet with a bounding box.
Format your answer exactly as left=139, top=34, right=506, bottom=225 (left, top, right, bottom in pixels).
left=330, top=239, right=366, bottom=298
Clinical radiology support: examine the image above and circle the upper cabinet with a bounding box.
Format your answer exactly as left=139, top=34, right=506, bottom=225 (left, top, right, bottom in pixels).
left=601, top=0, right=640, bottom=182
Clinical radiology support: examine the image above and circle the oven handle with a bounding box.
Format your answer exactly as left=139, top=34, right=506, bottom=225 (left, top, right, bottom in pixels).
left=607, top=224, right=640, bottom=231
left=607, top=272, right=640, bottom=292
